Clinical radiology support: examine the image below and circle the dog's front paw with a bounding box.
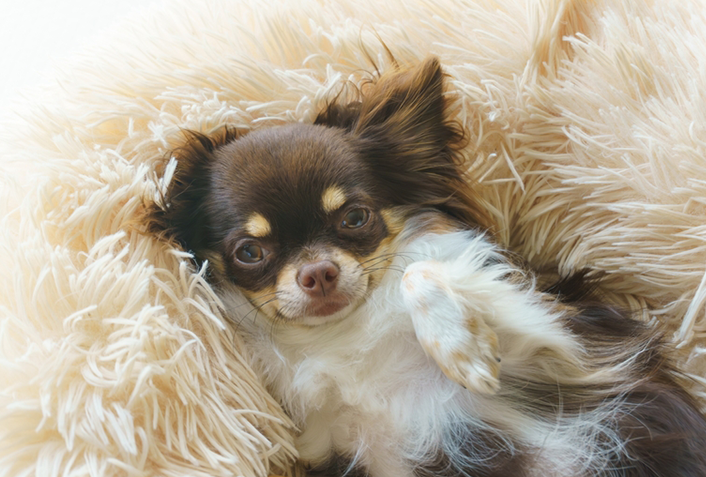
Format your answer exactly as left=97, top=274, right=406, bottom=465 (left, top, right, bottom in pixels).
left=402, top=261, right=501, bottom=394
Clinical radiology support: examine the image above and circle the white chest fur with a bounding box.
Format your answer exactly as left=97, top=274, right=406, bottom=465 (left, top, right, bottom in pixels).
left=222, top=230, right=582, bottom=476
left=235, top=269, right=469, bottom=475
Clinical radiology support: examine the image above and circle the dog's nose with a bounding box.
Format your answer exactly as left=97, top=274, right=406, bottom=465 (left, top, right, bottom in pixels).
left=298, top=261, right=339, bottom=297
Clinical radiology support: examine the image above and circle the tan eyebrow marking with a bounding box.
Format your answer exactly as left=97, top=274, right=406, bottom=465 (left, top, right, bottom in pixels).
left=245, top=213, right=271, bottom=237
left=321, top=186, right=347, bottom=213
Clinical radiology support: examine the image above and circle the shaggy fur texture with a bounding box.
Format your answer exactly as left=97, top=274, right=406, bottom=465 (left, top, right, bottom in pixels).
left=3, top=0, right=706, bottom=475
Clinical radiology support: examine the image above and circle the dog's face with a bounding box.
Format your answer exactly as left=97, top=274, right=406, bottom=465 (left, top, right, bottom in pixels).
left=153, top=57, right=488, bottom=326
left=206, top=124, right=394, bottom=325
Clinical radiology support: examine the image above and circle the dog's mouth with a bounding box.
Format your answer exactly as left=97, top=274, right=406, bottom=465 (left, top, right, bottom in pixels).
left=271, top=290, right=365, bottom=326
left=304, top=296, right=351, bottom=317
left=274, top=293, right=357, bottom=321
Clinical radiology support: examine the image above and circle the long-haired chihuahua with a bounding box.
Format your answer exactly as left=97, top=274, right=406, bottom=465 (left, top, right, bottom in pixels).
left=149, top=57, right=706, bottom=476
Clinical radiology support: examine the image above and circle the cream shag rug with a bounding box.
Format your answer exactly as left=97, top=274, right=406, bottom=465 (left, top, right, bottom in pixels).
left=3, top=0, right=706, bottom=475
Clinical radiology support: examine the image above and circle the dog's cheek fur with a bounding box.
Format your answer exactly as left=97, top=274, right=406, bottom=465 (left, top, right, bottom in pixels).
left=240, top=284, right=280, bottom=322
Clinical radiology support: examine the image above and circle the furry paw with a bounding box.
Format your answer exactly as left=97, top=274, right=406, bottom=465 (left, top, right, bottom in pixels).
left=402, top=260, right=501, bottom=394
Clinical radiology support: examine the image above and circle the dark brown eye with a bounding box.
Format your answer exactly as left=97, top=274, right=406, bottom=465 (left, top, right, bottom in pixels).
left=341, top=208, right=370, bottom=229
left=235, top=243, right=267, bottom=264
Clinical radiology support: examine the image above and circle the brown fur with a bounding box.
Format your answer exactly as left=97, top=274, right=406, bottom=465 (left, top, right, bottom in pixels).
left=546, top=276, right=706, bottom=476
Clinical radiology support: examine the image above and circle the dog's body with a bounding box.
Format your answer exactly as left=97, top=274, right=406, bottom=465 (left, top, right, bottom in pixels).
left=151, top=58, right=706, bottom=476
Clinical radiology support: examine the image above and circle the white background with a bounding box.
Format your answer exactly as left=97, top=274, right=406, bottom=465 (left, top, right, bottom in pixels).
left=0, top=0, right=160, bottom=120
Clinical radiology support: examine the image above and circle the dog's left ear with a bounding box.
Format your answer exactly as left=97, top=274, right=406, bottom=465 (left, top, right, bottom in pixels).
left=354, top=56, right=454, bottom=148
left=318, top=57, right=490, bottom=229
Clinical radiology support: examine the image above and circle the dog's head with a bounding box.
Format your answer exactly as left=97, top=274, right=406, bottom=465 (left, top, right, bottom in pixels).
left=151, top=57, right=487, bottom=326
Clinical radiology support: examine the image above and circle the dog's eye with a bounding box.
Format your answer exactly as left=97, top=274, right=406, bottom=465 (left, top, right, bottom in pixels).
left=235, top=243, right=267, bottom=264
left=341, top=208, right=370, bottom=229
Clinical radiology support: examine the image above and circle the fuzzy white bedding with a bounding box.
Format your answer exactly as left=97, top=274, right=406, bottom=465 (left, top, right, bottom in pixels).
left=2, top=0, right=706, bottom=475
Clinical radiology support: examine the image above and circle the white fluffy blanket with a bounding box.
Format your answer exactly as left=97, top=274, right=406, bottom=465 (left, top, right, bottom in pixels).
left=3, top=0, right=706, bottom=475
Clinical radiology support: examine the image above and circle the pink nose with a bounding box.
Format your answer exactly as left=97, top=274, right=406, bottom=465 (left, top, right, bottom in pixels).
left=297, top=261, right=339, bottom=297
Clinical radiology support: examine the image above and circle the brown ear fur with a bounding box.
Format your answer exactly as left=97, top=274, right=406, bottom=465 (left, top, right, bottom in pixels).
left=316, top=57, right=492, bottom=231
left=147, top=128, right=238, bottom=255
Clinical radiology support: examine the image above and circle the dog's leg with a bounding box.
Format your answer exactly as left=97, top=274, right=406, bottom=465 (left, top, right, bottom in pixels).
left=401, top=260, right=501, bottom=394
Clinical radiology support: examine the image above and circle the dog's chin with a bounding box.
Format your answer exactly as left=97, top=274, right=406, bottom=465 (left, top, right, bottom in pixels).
left=307, top=299, right=350, bottom=317
left=281, top=298, right=364, bottom=327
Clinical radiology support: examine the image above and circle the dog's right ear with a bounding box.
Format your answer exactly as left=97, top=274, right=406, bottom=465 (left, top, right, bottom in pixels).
left=147, top=128, right=237, bottom=257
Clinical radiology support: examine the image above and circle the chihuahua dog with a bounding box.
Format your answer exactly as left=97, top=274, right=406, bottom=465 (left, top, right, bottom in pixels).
left=150, top=57, right=706, bottom=476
